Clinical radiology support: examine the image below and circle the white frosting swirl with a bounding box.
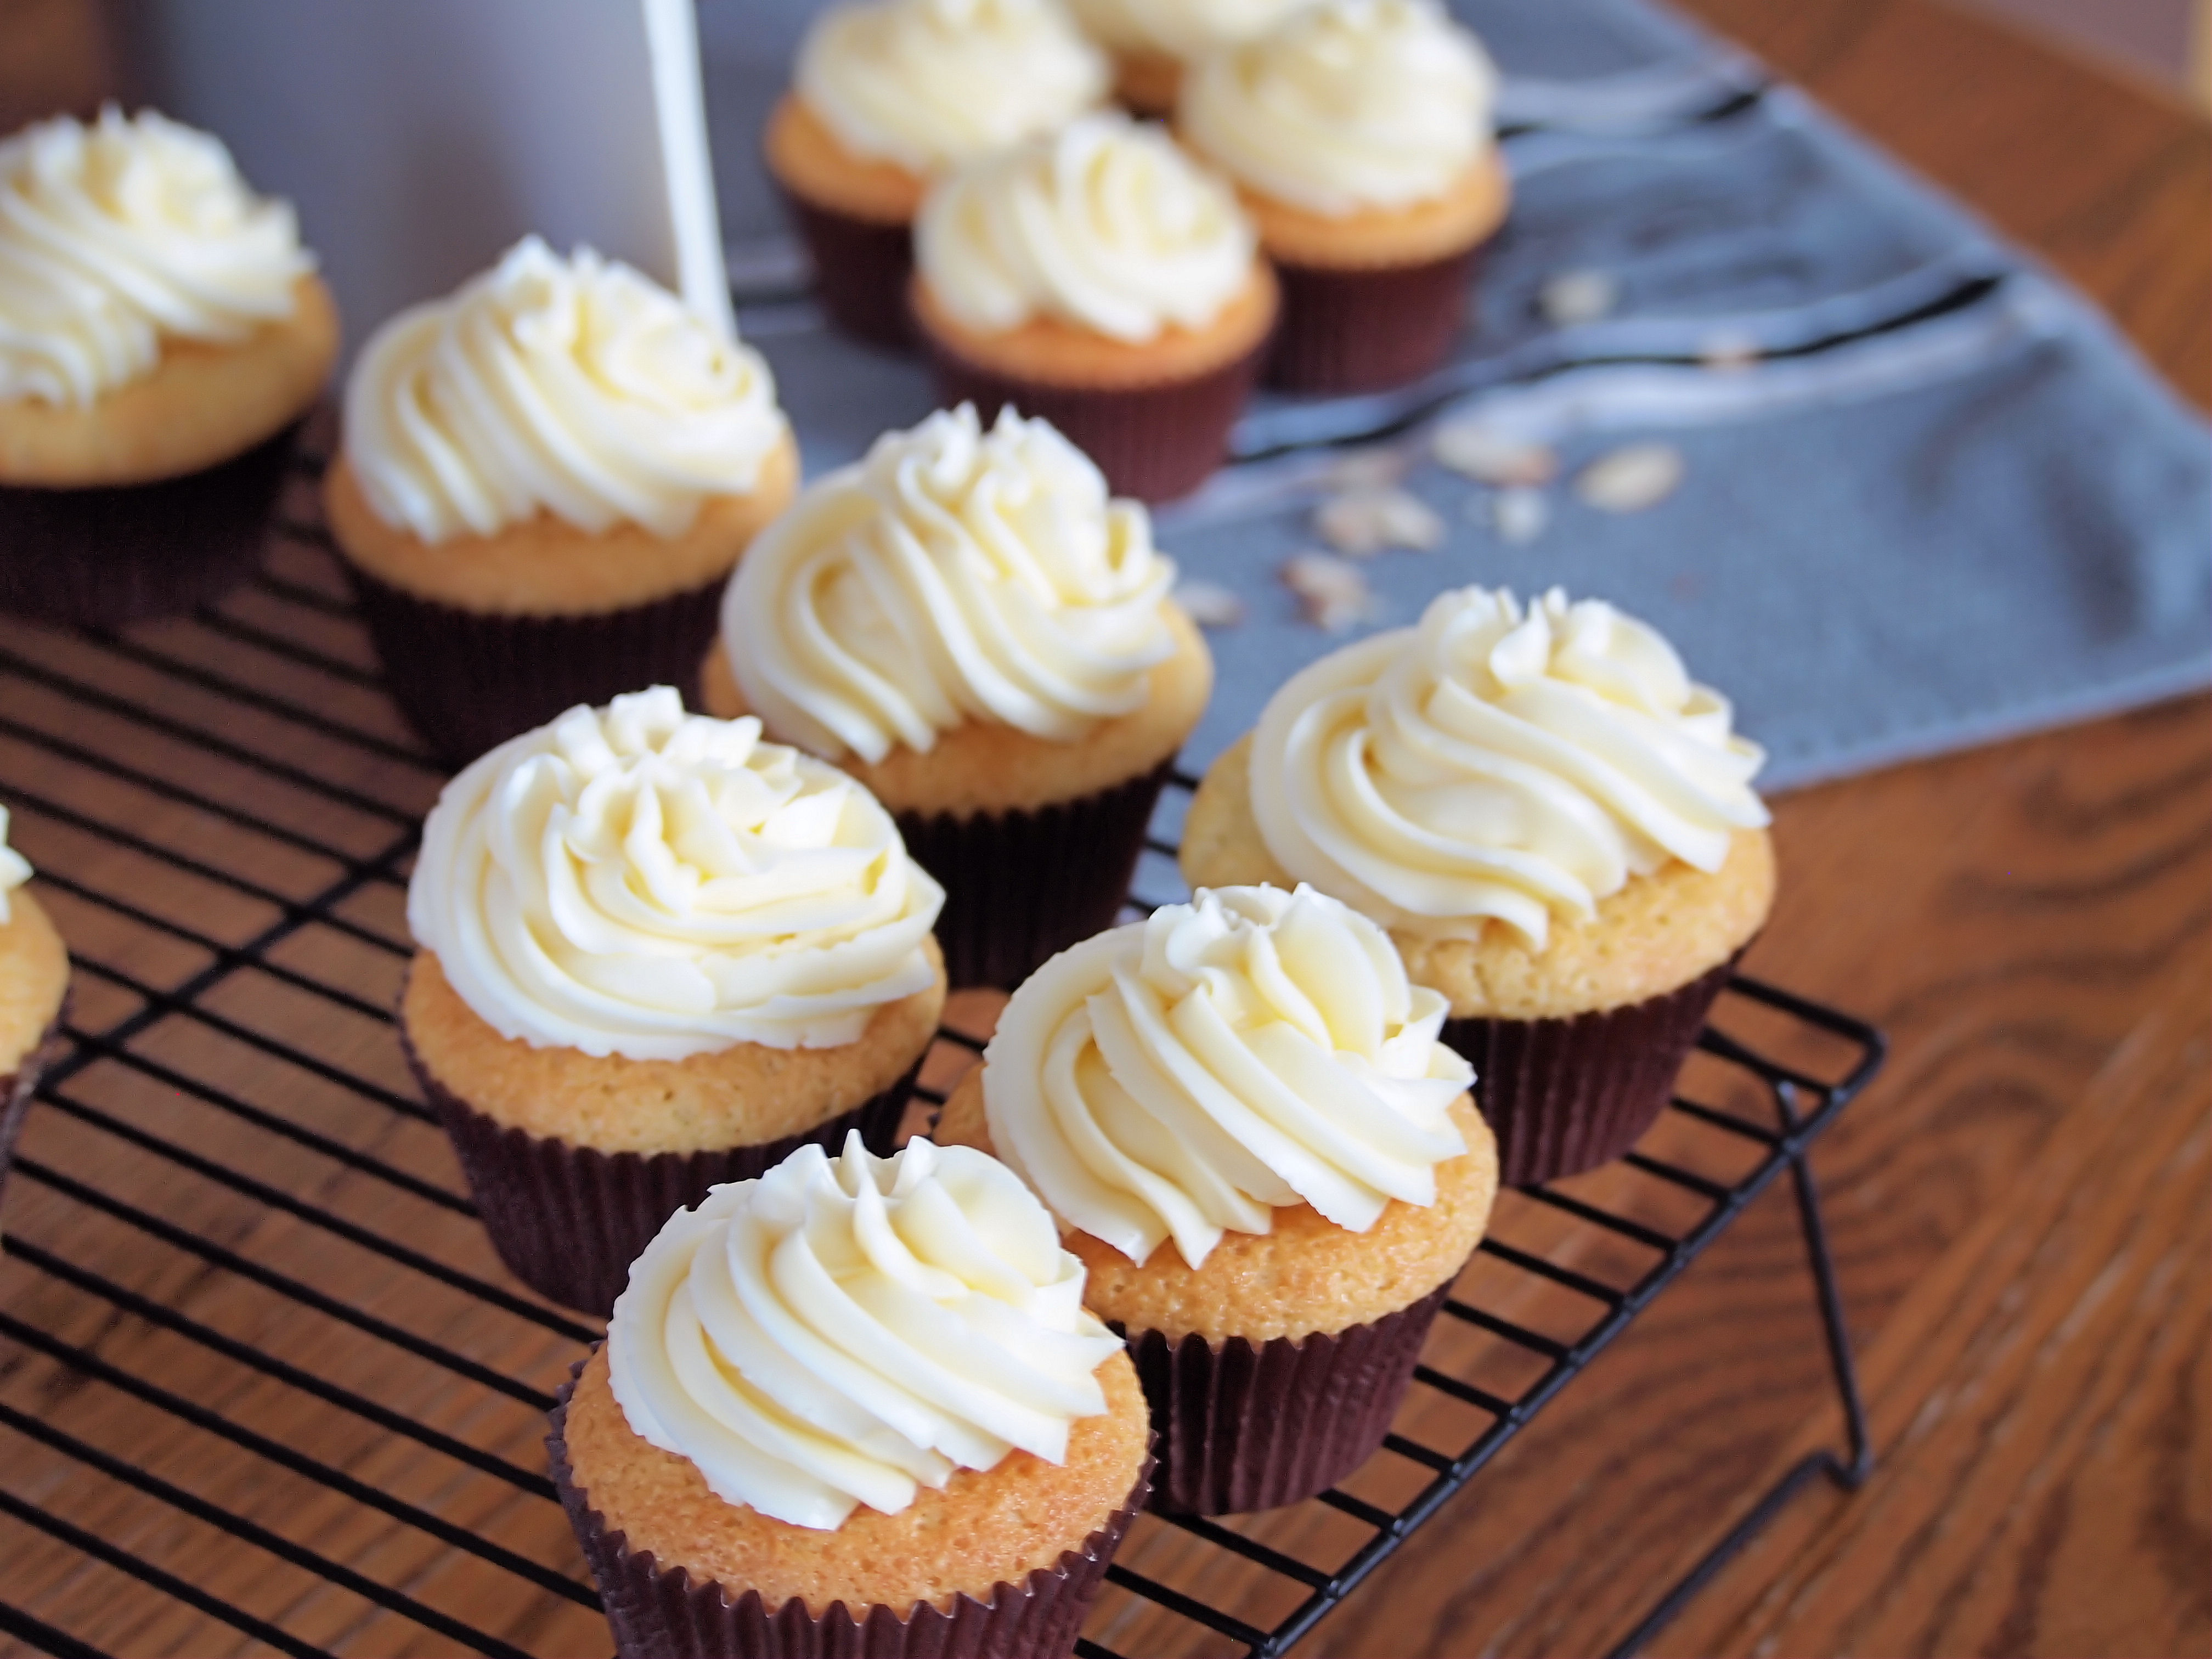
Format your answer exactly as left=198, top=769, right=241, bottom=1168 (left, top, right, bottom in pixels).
left=0, top=806, right=31, bottom=927
left=1180, top=0, right=1498, bottom=215
left=407, top=687, right=943, bottom=1060
left=1064, top=0, right=1309, bottom=60
left=345, top=236, right=787, bottom=544
left=1251, top=587, right=1770, bottom=952
left=724, top=404, right=1177, bottom=764
left=0, top=106, right=313, bottom=408
left=608, top=1133, right=1122, bottom=1530
left=915, top=111, right=1255, bottom=343
left=798, top=0, right=1109, bottom=176
left=984, top=884, right=1471, bottom=1269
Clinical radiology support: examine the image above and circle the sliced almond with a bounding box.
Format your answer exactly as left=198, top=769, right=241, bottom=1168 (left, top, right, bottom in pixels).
left=1314, top=487, right=1446, bottom=558
left=1492, top=486, right=1550, bottom=544
left=1575, top=443, right=1686, bottom=513
left=1172, top=578, right=1246, bottom=629
left=1433, top=417, right=1560, bottom=487
left=1282, top=552, right=1379, bottom=631
left=1539, top=268, right=1619, bottom=326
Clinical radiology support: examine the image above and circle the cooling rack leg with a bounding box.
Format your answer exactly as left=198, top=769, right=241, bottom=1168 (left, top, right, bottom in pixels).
left=1602, top=1126, right=1871, bottom=1658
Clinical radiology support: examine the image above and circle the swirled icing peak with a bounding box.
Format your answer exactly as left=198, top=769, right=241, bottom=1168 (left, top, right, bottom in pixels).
left=724, top=403, right=1177, bottom=764
left=0, top=105, right=313, bottom=408
left=915, top=111, right=1255, bottom=343
left=407, top=687, right=943, bottom=1060
left=0, top=806, right=31, bottom=926
left=608, top=1132, right=1121, bottom=1530
left=344, top=236, right=787, bottom=544
left=798, top=0, right=1109, bottom=176
left=984, top=884, right=1472, bottom=1269
left=1251, top=586, right=1770, bottom=952
left=1180, top=0, right=1498, bottom=215
left=1064, top=0, right=1310, bottom=60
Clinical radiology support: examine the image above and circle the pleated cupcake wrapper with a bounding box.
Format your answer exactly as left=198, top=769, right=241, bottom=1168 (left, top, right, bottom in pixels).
left=0, top=991, right=70, bottom=1209
left=778, top=189, right=917, bottom=350
left=401, top=1020, right=916, bottom=1318
left=346, top=567, right=726, bottom=768
left=1266, top=242, right=1488, bottom=396
left=897, top=758, right=1175, bottom=991
left=1120, top=1279, right=1454, bottom=1517
left=919, top=330, right=1269, bottom=505
left=548, top=1355, right=1155, bottom=1659
left=0, top=420, right=302, bottom=627
left=1440, top=953, right=1743, bottom=1189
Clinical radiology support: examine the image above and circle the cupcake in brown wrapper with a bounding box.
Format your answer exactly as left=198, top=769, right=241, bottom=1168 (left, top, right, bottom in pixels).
left=1265, top=244, right=1486, bottom=396
left=0, top=995, right=70, bottom=1210
left=1, top=822, right=71, bottom=1210
left=763, top=95, right=927, bottom=349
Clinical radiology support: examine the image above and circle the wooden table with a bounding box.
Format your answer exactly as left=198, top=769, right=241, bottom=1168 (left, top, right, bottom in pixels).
left=0, top=2, right=2205, bottom=1656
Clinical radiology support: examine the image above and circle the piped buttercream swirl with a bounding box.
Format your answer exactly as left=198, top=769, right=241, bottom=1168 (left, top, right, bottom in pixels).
left=1250, top=586, right=1770, bottom=952
left=0, top=806, right=31, bottom=926
left=407, top=687, right=943, bottom=1060
left=608, top=1132, right=1122, bottom=1530
left=915, top=111, right=1255, bottom=343
left=984, top=884, right=1472, bottom=1269
left=723, top=403, right=1177, bottom=764
left=344, top=236, right=787, bottom=544
left=1064, top=0, right=1310, bottom=61
left=0, top=105, right=313, bottom=408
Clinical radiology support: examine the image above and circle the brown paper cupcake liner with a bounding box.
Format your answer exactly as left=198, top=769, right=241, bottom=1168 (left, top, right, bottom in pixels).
left=778, top=189, right=917, bottom=350
left=1119, top=1279, right=1453, bottom=1516
left=401, top=1020, right=918, bottom=1317
left=548, top=1356, right=1154, bottom=1658
left=0, top=990, right=71, bottom=1210
left=1266, top=242, right=1488, bottom=395
left=1441, top=953, right=1742, bottom=1188
left=0, top=420, right=303, bottom=628
left=898, top=757, right=1175, bottom=991
left=919, top=332, right=1268, bottom=505
left=346, top=567, right=726, bottom=766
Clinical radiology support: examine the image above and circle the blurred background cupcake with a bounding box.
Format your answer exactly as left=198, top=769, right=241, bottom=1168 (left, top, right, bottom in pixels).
left=1181, top=586, right=1775, bottom=1187
left=552, top=1133, right=1152, bottom=1657
left=766, top=0, right=1109, bottom=347
left=0, top=805, right=69, bottom=1207
left=1063, top=0, right=1312, bottom=115
left=910, top=111, right=1276, bottom=503
left=1180, top=0, right=1508, bottom=393
left=939, top=884, right=1498, bottom=1514
left=399, top=687, right=945, bottom=1316
left=0, top=106, right=337, bottom=627
left=326, top=236, right=797, bottom=765
left=705, top=403, right=1211, bottom=988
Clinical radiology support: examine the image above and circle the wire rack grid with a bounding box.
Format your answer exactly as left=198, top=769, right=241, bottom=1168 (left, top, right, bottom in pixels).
left=0, top=445, right=1882, bottom=1659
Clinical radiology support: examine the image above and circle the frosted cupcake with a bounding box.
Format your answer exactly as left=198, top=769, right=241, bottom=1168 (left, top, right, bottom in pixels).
left=938, top=885, right=1498, bottom=1513
left=765, top=0, right=1108, bottom=345
left=550, top=1133, right=1152, bottom=1658
left=1064, top=0, right=1311, bottom=114
left=0, top=107, right=339, bottom=625
left=1180, top=0, right=1510, bottom=392
left=328, top=238, right=797, bottom=764
left=0, top=808, right=69, bottom=1206
left=400, top=689, right=945, bottom=1315
left=1181, top=587, right=1775, bottom=1186
left=911, top=112, right=1276, bottom=503
left=703, top=403, right=1211, bottom=988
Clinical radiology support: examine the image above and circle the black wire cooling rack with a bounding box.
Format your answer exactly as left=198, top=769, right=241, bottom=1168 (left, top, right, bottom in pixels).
left=0, top=447, right=1884, bottom=1659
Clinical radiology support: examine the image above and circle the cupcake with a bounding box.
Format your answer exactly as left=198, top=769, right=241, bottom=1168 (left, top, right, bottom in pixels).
left=1179, top=0, right=1510, bottom=393
left=1063, top=0, right=1311, bottom=114
left=1181, top=586, right=1775, bottom=1187
left=910, top=112, right=1277, bottom=503
left=550, top=1133, right=1153, bottom=1658
left=702, top=402, right=1211, bottom=990
left=399, top=688, right=946, bottom=1316
left=0, top=807, right=69, bottom=1206
left=765, top=0, right=1109, bottom=346
left=327, top=237, right=797, bottom=765
left=936, top=884, right=1498, bottom=1514
left=0, top=106, right=338, bottom=627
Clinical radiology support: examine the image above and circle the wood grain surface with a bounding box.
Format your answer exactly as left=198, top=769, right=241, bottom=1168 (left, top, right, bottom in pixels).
left=0, top=2, right=2206, bottom=1657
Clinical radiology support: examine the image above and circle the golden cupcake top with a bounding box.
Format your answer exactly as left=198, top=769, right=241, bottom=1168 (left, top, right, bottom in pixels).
left=607, top=1132, right=1122, bottom=1530
left=0, top=105, right=315, bottom=409
left=914, top=111, right=1256, bottom=343
left=343, top=236, right=788, bottom=545
left=405, top=687, right=943, bottom=1060
left=983, top=883, right=1475, bottom=1271
left=720, top=403, right=1181, bottom=764
left=797, top=0, right=1109, bottom=177
left=1249, top=585, right=1771, bottom=952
